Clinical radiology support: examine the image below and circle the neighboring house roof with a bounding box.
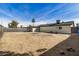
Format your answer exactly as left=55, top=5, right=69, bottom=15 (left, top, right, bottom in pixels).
left=39, top=21, right=74, bottom=27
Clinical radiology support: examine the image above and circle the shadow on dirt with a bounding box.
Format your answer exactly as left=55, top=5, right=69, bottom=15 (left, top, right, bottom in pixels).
left=0, top=51, right=33, bottom=56
left=36, top=48, right=47, bottom=52
left=40, top=34, right=79, bottom=56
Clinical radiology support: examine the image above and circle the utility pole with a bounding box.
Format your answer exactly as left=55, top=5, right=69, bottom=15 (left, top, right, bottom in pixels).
left=32, top=18, right=35, bottom=32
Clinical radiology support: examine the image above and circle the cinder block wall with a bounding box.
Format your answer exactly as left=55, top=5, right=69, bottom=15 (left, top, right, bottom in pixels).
left=40, top=26, right=71, bottom=34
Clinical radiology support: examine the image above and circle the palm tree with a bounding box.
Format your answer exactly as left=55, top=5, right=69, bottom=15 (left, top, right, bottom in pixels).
left=32, top=18, right=35, bottom=27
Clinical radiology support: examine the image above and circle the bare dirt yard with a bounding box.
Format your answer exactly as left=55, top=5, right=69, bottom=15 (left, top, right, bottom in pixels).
left=0, top=32, right=70, bottom=56
left=40, top=34, right=79, bottom=56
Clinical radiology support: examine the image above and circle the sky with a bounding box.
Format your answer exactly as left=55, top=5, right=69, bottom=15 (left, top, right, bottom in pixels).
left=0, top=3, right=79, bottom=27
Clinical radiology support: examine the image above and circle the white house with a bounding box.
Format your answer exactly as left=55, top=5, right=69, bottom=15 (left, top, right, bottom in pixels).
left=39, top=20, right=74, bottom=34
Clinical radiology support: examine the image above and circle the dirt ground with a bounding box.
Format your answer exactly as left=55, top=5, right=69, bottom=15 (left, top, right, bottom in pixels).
left=40, top=34, right=79, bottom=56
left=0, top=32, right=70, bottom=56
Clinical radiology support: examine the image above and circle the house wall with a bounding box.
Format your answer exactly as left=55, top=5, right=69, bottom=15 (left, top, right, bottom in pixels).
left=40, top=25, right=71, bottom=34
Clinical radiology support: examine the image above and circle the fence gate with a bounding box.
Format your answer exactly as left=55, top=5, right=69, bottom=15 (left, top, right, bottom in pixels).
left=71, top=27, right=79, bottom=35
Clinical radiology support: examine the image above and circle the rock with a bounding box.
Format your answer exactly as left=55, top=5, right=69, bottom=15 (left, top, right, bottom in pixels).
left=59, top=50, right=65, bottom=55
left=67, top=47, right=76, bottom=52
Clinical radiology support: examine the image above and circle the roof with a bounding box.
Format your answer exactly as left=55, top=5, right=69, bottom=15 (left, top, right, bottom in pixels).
left=39, top=21, right=74, bottom=27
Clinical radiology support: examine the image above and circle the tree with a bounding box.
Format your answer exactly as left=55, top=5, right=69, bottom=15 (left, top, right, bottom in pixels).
left=8, top=20, right=18, bottom=28
left=32, top=18, right=35, bottom=27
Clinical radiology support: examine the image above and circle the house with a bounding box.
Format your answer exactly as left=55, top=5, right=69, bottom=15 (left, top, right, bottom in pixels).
left=38, top=20, right=74, bottom=34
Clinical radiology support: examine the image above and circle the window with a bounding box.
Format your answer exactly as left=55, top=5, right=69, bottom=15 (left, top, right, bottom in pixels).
left=59, top=27, right=62, bottom=29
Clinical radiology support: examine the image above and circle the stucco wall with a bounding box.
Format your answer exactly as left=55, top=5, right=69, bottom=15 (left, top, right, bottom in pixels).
left=3, top=28, right=27, bottom=32
left=40, top=26, right=71, bottom=34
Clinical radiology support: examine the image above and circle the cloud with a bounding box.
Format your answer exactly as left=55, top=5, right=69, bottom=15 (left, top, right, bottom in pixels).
left=39, top=4, right=66, bottom=20
left=0, top=3, right=79, bottom=28
left=18, top=20, right=48, bottom=27
left=0, top=9, right=13, bottom=18
left=1, top=17, right=79, bottom=27
left=0, top=17, right=12, bottom=27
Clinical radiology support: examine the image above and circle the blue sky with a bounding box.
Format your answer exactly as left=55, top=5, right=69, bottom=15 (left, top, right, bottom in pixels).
left=0, top=3, right=79, bottom=27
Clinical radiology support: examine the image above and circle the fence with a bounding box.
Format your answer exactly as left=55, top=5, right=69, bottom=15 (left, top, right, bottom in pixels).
left=3, top=28, right=27, bottom=32
left=71, top=27, right=79, bottom=36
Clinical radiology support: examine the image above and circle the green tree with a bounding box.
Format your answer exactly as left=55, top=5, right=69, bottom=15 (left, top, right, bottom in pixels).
left=8, top=20, right=18, bottom=28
